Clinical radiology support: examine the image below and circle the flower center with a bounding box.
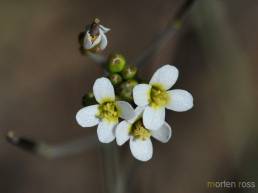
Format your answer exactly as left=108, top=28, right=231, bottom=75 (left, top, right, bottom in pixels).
left=97, top=101, right=119, bottom=122
left=130, top=119, right=151, bottom=140
left=90, top=35, right=98, bottom=42
left=150, top=85, right=169, bottom=107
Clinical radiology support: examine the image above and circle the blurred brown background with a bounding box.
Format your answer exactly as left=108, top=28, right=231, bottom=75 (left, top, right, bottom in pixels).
left=0, top=0, right=258, bottom=193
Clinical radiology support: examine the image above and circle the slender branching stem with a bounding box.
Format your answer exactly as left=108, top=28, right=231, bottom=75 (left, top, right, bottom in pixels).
left=134, top=0, right=196, bottom=67
left=86, top=51, right=107, bottom=65
left=6, top=131, right=97, bottom=159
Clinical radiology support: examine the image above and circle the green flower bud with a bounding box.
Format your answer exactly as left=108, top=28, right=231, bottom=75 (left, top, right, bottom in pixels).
left=121, top=79, right=138, bottom=89
left=82, top=91, right=96, bottom=106
left=122, top=65, right=137, bottom=80
left=119, top=79, right=138, bottom=101
left=108, top=54, right=126, bottom=73
left=109, top=73, right=123, bottom=86
left=119, top=88, right=133, bottom=101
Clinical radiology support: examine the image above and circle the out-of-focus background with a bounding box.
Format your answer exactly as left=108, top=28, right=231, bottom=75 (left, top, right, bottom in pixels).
left=0, top=0, right=258, bottom=193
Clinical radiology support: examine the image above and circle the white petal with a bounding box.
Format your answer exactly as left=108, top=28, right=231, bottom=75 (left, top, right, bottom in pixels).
left=99, top=31, right=108, bottom=50
left=91, top=34, right=102, bottom=48
left=150, top=65, right=179, bottom=90
left=151, top=122, right=172, bottom=143
left=133, top=84, right=151, bottom=106
left=128, top=106, right=145, bottom=124
left=76, top=105, right=99, bottom=127
left=83, top=31, right=102, bottom=49
left=166, top=89, right=193, bottom=112
left=129, top=138, right=153, bottom=161
left=84, top=31, right=93, bottom=49
left=115, top=121, right=131, bottom=146
left=97, top=121, right=116, bottom=143
left=116, top=101, right=135, bottom=120
left=99, top=25, right=110, bottom=33
left=143, top=106, right=165, bottom=131
left=93, top=77, right=115, bottom=104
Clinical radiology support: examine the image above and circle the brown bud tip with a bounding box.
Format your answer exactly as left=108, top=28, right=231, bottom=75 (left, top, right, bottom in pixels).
left=89, top=18, right=100, bottom=36
left=94, top=18, right=100, bottom=24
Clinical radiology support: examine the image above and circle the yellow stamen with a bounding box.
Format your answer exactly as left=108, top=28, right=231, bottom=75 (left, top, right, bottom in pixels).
left=97, top=101, right=119, bottom=123
left=130, top=119, right=151, bottom=140
left=150, top=85, right=169, bottom=108
left=90, top=35, right=98, bottom=42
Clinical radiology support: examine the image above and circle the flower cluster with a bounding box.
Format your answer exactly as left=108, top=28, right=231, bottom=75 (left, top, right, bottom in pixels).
left=76, top=20, right=193, bottom=161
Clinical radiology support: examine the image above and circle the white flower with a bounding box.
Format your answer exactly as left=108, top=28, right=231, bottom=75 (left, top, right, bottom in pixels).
left=83, top=18, right=110, bottom=51
left=115, top=106, right=172, bottom=161
left=133, top=65, right=193, bottom=131
left=76, top=77, right=135, bottom=143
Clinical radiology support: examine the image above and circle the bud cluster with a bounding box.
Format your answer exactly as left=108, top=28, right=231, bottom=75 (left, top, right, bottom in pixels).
left=107, top=54, right=138, bottom=102
left=81, top=52, right=139, bottom=106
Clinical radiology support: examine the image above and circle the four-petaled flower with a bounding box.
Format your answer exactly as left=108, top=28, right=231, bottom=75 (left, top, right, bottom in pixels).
left=76, top=77, right=135, bottom=143
left=83, top=18, right=110, bottom=51
left=133, top=65, right=193, bottom=131
left=115, top=107, right=172, bottom=161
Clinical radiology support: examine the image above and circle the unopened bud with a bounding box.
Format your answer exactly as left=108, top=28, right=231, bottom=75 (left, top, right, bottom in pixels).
left=108, top=54, right=126, bottom=73
left=81, top=18, right=110, bottom=52
left=82, top=92, right=96, bottom=106
left=119, top=88, right=132, bottom=101
left=121, top=79, right=138, bottom=89
left=122, top=65, right=137, bottom=80
left=119, top=79, right=138, bottom=101
left=109, top=73, right=122, bottom=86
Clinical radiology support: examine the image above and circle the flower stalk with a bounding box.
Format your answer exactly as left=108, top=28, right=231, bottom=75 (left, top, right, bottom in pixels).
left=134, top=0, right=196, bottom=67
left=6, top=131, right=97, bottom=159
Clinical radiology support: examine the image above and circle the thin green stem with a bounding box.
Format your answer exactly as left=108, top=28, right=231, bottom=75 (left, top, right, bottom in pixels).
left=86, top=51, right=107, bottom=65
left=6, top=131, right=97, bottom=159
left=134, top=0, right=196, bottom=67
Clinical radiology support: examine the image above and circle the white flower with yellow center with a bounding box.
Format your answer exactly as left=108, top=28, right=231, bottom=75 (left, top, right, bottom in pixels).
left=115, top=107, right=172, bottom=161
left=133, top=65, right=193, bottom=131
left=84, top=18, right=110, bottom=51
left=76, top=77, right=135, bottom=143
